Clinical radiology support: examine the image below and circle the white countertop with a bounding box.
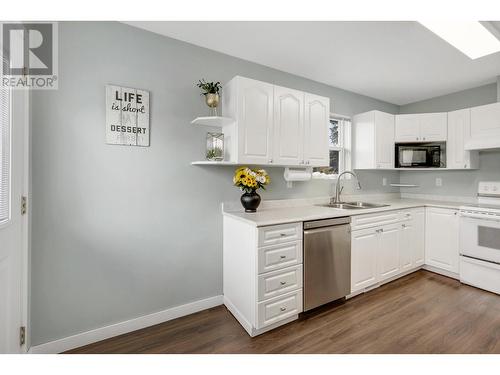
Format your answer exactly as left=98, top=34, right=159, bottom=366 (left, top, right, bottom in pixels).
left=222, top=198, right=465, bottom=227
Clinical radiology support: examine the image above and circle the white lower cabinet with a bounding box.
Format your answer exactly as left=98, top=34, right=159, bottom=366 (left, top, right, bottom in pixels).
left=351, top=228, right=379, bottom=291
left=425, top=207, right=459, bottom=274
left=400, top=208, right=425, bottom=271
left=378, top=224, right=400, bottom=281
left=223, top=217, right=303, bottom=337
left=351, top=208, right=425, bottom=294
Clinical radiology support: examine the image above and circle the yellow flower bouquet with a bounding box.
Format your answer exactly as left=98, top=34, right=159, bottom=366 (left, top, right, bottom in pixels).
left=233, top=167, right=270, bottom=212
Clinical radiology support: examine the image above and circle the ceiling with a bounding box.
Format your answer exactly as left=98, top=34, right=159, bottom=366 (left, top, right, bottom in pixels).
left=126, top=21, right=500, bottom=105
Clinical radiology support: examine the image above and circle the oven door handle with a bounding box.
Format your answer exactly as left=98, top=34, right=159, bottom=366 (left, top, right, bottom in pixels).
left=460, top=212, right=500, bottom=222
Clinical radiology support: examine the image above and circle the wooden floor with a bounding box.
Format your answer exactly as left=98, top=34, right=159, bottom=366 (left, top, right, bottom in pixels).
left=67, top=270, right=500, bottom=354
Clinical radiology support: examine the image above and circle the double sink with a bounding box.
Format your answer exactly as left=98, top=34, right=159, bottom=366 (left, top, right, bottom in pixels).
left=318, top=201, right=390, bottom=210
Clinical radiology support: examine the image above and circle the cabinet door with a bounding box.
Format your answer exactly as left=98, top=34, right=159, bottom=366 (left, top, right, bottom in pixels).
left=399, top=222, right=414, bottom=272
left=304, top=93, right=329, bottom=167
left=236, top=77, right=274, bottom=164
left=447, top=108, right=478, bottom=169
left=425, top=208, right=459, bottom=273
left=419, top=113, right=447, bottom=141
left=378, top=224, right=400, bottom=281
left=395, top=114, right=420, bottom=142
left=470, top=102, right=500, bottom=140
left=351, top=228, right=379, bottom=293
left=413, top=209, right=425, bottom=266
left=273, top=86, right=304, bottom=165
left=375, top=111, right=395, bottom=169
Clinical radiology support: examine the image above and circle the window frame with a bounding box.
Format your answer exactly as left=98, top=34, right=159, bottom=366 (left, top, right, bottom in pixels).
left=313, top=113, right=351, bottom=180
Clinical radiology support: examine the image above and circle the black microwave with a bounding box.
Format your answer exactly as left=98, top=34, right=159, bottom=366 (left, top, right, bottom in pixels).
left=395, top=143, right=444, bottom=168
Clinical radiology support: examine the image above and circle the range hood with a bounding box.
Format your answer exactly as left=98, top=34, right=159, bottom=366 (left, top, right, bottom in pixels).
left=465, top=138, right=500, bottom=151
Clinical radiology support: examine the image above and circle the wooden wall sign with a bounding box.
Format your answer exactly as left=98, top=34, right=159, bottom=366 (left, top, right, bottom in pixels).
left=106, top=85, right=150, bottom=146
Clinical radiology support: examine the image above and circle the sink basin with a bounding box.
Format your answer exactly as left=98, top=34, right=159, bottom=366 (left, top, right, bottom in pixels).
left=318, top=201, right=390, bottom=210
left=321, top=203, right=365, bottom=209
left=344, top=201, right=390, bottom=209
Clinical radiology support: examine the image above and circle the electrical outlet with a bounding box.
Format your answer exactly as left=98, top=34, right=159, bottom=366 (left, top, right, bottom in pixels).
left=382, top=177, right=387, bottom=186
left=435, top=177, right=442, bottom=187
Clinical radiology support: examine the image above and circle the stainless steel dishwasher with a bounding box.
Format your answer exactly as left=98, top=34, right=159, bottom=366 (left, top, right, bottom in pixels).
left=303, top=217, right=351, bottom=311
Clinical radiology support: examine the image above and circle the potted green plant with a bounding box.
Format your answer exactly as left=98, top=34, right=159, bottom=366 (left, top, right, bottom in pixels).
left=196, top=79, right=222, bottom=115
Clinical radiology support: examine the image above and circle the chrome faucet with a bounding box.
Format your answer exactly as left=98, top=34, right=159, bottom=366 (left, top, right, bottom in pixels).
left=332, top=171, right=362, bottom=203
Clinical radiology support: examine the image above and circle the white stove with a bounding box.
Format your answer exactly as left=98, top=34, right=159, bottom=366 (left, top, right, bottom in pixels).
left=459, top=181, right=500, bottom=295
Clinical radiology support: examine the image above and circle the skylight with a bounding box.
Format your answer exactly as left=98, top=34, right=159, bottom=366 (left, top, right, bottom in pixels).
left=419, top=21, right=500, bottom=59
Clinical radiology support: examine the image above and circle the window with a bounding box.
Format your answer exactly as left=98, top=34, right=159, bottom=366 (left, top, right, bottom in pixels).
left=313, top=115, right=351, bottom=179
left=0, top=79, right=10, bottom=223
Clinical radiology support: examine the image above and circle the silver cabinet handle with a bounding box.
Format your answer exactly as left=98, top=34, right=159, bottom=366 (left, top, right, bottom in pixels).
left=280, top=307, right=287, bottom=311
left=280, top=255, right=287, bottom=259
left=280, top=281, right=287, bottom=285
left=306, top=161, right=310, bottom=165
left=268, top=159, right=273, bottom=163
left=280, top=233, right=287, bottom=237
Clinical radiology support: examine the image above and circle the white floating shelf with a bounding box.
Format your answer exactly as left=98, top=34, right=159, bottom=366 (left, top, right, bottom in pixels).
left=390, top=183, right=420, bottom=187
left=191, top=161, right=237, bottom=166
left=191, top=116, right=234, bottom=127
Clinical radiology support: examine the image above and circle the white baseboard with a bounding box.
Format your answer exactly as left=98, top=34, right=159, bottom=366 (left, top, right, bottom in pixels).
left=422, top=265, right=459, bottom=280
left=223, top=296, right=253, bottom=336
left=29, top=295, right=223, bottom=354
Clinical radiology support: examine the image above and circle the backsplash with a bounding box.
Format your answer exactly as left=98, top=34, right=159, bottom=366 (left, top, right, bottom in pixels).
left=399, top=151, right=500, bottom=197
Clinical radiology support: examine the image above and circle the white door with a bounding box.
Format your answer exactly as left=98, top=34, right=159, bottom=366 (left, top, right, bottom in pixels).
left=303, top=93, right=329, bottom=167
left=236, top=77, right=274, bottom=164
left=419, top=113, right=447, bottom=142
left=399, top=222, right=414, bottom=272
left=378, top=224, right=400, bottom=281
left=0, top=87, right=27, bottom=353
left=425, top=208, right=459, bottom=273
left=470, top=102, right=500, bottom=140
left=351, top=227, right=379, bottom=293
left=413, top=209, right=425, bottom=266
left=447, top=109, right=470, bottom=169
left=374, top=111, right=395, bottom=169
left=273, top=86, right=304, bottom=165
left=395, top=114, right=420, bottom=142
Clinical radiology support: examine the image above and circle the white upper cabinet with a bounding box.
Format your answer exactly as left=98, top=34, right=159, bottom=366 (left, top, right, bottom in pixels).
left=222, top=76, right=329, bottom=166
left=395, top=114, right=420, bottom=142
left=273, top=86, right=304, bottom=165
left=395, top=113, right=447, bottom=142
left=467, top=102, right=500, bottom=150
left=353, top=110, right=395, bottom=169
left=447, top=108, right=479, bottom=169
left=223, top=76, right=274, bottom=164
left=419, top=113, right=448, bottom=141
left=304, top=94, right=330, bottom=167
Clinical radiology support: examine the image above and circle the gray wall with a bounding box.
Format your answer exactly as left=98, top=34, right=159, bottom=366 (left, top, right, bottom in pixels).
left=399, top=82, right=500, bottom=197
left=30, top=21, right=399, bottom=345
left=399, top=83, right=498, bottom=113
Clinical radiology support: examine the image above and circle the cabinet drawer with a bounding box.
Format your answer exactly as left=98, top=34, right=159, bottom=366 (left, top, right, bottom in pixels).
left=258, top=241, right=302, bottom=274
left=399, top=207, right=424, bottom=222
left=351, top=211, right=399, bottom=231
left=257, top=289, right=303, bottom=329
left=258, top=265, right=303, bottom=301
left=258, top=222, right=302, bottom=246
